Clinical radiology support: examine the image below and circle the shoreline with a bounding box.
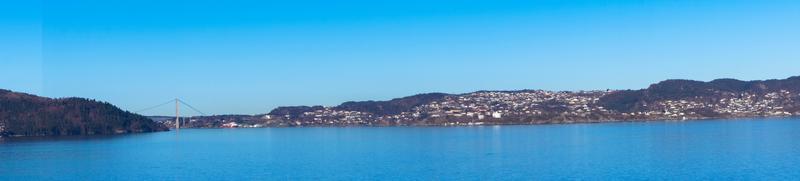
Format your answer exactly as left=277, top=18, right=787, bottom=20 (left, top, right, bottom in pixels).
left=4, top=116, right=797, bottom=138
left=174, top=115, right=800, bottom=129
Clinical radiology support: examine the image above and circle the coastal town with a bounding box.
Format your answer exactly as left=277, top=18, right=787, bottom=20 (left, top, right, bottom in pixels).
left=171, top=82, right=800, bottom=128
left=3, top=77, right=800, bottom=136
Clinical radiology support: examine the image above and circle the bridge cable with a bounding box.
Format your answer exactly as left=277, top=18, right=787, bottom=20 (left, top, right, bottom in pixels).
left=177, top=99, right=207, bottom=116
left=133, top=99, right=175, bottom=114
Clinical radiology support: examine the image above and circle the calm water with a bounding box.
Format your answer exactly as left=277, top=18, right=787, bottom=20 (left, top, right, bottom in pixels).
left=2, top=118, right=800, bottom=180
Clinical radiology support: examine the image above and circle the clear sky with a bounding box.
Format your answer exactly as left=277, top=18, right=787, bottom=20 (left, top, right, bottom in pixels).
left=2, top=0, right=799, bottom=116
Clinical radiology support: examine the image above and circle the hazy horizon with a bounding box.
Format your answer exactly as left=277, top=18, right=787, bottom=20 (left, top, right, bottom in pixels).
left=3, top=0, right=800, bottom=115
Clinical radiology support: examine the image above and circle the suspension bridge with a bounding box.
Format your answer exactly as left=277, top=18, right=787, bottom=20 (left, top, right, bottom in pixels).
left=134, top=99, right=207, bottom=131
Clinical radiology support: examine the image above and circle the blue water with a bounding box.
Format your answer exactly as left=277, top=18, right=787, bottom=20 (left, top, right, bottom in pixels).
left=2, top=118, right=800, bottom=180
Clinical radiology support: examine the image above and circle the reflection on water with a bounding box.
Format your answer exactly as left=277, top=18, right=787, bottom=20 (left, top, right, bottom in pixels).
left=1, top=133, right=129, bottom=143
left=2, top=118, right=800, bottom=180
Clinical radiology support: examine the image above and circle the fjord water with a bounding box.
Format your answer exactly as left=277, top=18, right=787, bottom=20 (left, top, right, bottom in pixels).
left=2, top=118, right=800, bottom=180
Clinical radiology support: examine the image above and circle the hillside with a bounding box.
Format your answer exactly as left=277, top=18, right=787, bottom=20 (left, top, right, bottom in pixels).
left=167, top=76, right=800, bottom=128
left=598, top=76, right=800, bottom=113
left=334, top=93, right=451, bottom=116
left=0, top=89, right=169, bottom=137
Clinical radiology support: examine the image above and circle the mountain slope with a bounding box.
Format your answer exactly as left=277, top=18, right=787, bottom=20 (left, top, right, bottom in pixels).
left=334, top=93, right=451, bottom=116
left=0, top=89, right=169, bottom=137
left=598, top=76, right=800, bottom=113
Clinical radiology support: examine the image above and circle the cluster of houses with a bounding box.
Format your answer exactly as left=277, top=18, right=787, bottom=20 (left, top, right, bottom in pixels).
left=712, top=91, right=790, bottom=115
left=635, top=90, right=798, bottom=120
left=285, top=90, right=797, bottom=126
left=261, top=90, right=616, bottom=126
left=220, top=121, right=266, bottom=128
left=298, top=108, right=375, bottom=126
left=186, top=89, right=800, bottom=128
left=411, top=90, right=612, bottom=121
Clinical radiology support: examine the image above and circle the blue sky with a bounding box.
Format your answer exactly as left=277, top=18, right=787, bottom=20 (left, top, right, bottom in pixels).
left=2, top=0, right=799, bottom=115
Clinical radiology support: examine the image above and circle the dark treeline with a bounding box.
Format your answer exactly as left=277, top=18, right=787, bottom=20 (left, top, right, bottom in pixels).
left=0, top=89, right=168, bottom=137
left=265, top=93, right=451, bottom=118
left=599, top=76, right=800, bottom=113
left=334, top=93, right=451, bottom=116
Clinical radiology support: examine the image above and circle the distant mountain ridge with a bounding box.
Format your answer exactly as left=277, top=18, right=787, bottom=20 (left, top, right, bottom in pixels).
left=272, top=76, right=800, bottom=117
left=243, top=76, right=800, bottom=127
left=334, top=93, right=451, bottom=116
left=43, top=76, right=799, bottom=129
left=264, top=93, right=452, bottom=118
left=268, top=106, right=326, bottom=118
left=599, top=76, right=800, bottom=113
left=0, top=89, right=168, bottom=137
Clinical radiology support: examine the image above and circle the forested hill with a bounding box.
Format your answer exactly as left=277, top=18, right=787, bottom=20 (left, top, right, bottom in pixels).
left=598, top=76, right=800, bottom=113
left=165, top=76, right=800, bottom=128
left=0, top=89, right=169, bottom=137
left=334, top=93, right=451, bottom=116
left=264, top=93, right=451, bottom=118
